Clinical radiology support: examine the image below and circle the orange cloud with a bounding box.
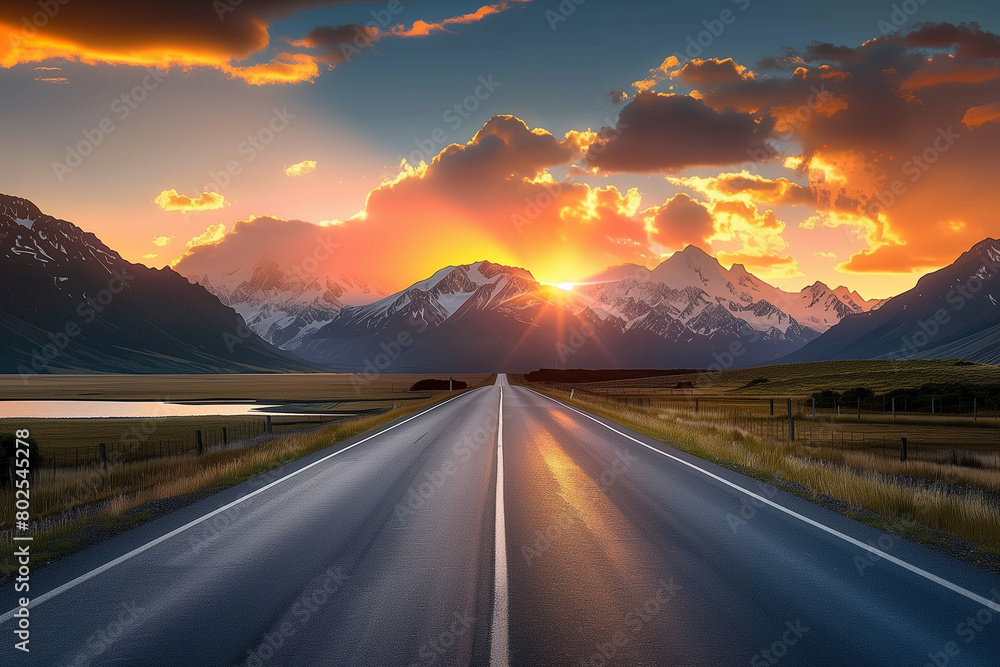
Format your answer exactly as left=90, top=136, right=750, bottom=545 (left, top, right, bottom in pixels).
left=1, top=22, right=322, bottom=85
left=154, top=189, right=227, bottom=212
left=632, top=56, right=680, bottom=92
left=171, top=223, right=229, bottom=267
left=390, top=1, right=534, bottom=38
left=690, top=23, right=1000, bottom=276
left=33, top=64, right=66, bottom=82
left=224, top=53, right=320, bottom=86
left=0, top=0, right=530, bottom=85
left=284, top=160, right=318, bottom=177
left=901, top=63, right=1000, bottom=90
left=669, top=172, right=815, bottom=207
left=152, top=236, right=174, bottom=247
left=962, top=102, right=1000, bottom=128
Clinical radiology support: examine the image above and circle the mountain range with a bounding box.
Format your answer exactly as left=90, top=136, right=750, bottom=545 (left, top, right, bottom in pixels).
left=283, top=248, right=883, bottom=372
left=0, top=194, right=309, bottom=374
left=3, top=193, right=997, bottom=374
left=784, top=238, right=1000, bottom=365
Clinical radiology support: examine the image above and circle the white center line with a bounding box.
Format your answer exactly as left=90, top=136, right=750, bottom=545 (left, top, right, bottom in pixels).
left=528, top=387, right=1000, bottom=614
left=0, top=389, right=476, bottom=625
left=490, top=378, right=510, bottom=667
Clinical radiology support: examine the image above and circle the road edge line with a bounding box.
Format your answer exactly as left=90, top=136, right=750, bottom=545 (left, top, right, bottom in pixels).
left=525, top=387, right=1000, bottom=614
left=0, top=388, right=477, bottom=625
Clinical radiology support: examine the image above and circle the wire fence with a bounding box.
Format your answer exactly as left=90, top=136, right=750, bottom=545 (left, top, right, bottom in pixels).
left=32, top=414, right=352, bottom=474
left=565, top=387, right=1000, bottom=467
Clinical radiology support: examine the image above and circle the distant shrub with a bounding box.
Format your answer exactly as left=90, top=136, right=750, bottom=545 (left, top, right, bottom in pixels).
left=741, top=377, right=769, bottom=389
left=811, top=389, right=842, bottom=401
left=842, top=387, right=875, bottom=402
left=409, top=379, right=468, bottom=391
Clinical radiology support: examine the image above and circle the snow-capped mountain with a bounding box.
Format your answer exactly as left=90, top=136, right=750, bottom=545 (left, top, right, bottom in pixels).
left=297, top=260, right=824, bottom=371
left=585, top=246, right=884, bottom=333
left=297, top=261, right=557, bottom=370
left=172, top=216, right=391, bottom=351
left=784, top=238, right=1000, bottom=364
left=184, top=255, right=389, bottom=350
left=0, top=194, right=308, bottom=373
left=575, top=278, right=814, bottom=343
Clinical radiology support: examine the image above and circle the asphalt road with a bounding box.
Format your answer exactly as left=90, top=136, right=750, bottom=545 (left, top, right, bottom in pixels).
left=3, top=374, right=1000, bottom=666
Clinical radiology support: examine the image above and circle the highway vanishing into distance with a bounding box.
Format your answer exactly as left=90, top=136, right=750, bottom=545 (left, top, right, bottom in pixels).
left=3, top=375, right=1000, bottom=665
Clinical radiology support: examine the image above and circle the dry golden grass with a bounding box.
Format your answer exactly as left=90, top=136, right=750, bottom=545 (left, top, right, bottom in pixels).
left=527, top=385, right=1000, bottom=552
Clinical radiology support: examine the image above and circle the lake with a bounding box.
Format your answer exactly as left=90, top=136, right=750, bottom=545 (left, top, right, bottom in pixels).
left=0, top=400, right=329, bottom=419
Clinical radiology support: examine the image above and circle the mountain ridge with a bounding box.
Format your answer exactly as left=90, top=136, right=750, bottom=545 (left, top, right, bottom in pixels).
left=782, top=238, right=1000, bottom=365
left=0, top=193, right=310, bottom=374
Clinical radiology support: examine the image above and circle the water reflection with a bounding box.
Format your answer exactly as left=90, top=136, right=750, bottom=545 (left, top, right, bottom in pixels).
left=0, top=400, right=329, bottom=418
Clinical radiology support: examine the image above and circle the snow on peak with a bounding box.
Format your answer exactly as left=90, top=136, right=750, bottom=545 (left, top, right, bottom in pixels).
left=14, top=217, right=35, bottom=230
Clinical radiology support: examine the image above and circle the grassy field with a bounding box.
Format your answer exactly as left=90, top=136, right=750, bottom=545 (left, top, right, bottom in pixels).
left=0, top=374, right=494, bottom=573
left=561, top=359, right=1000, bottom=397
left=4, top=414, right=351, bottom=468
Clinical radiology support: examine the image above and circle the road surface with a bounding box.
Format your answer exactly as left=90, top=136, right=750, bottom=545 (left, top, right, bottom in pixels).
left=2, top=374, right=999, bottom=665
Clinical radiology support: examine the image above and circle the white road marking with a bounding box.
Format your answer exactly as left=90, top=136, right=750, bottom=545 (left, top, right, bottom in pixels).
left=0, top=390, right=477, bottom=625
left=490, top=378, right=510, bottom=667
left=528, top=387, right=1000, bottom=614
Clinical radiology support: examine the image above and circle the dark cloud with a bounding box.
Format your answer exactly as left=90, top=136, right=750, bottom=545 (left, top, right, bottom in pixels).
left=901, top=22, right=1000, bottom=59
left=676, top=58, right=754, bottom=87
left=607, top=89, right=628, bottom=105
left=583, top=91, right=777, bottom=173
left=424, top=115, right=580, bottom=185
left=296, top=23, right=380, bottom=64
left=802, top=42, right=862, bottom=64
